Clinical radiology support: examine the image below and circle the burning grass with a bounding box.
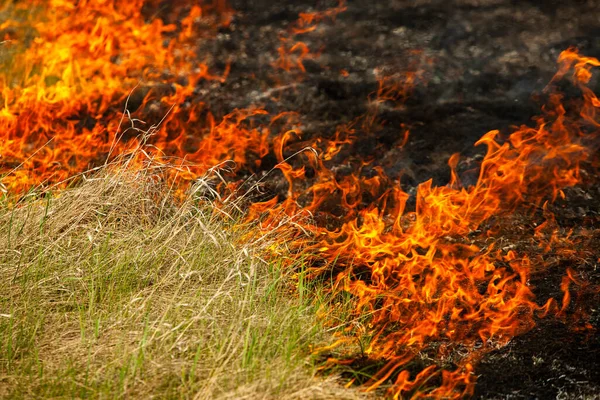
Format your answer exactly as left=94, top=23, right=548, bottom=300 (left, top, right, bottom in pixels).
left=1, top=0, right=600, bottom=397
left=0, top=165, right=368, bottom=399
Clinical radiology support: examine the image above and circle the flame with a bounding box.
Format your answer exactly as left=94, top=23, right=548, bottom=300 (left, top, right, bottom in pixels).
left=255, top=47, right=599, bottom=398
left=0, top=0, right=242, bottom=192
left=273, top=0, right=347, bottom=74
left=1, top=0, right=598, bottom=397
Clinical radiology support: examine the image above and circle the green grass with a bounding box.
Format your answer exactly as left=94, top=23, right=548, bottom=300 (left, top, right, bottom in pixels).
left=0, top=168, right=368, bottom=399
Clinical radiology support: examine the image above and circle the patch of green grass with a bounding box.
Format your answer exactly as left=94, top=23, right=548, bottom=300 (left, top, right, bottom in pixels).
left=0, top=168, right=368, bottom=399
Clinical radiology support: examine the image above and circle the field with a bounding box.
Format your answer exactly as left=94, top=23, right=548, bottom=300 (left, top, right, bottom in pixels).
left=0, top=165, right=369, bottom=399
left=1, top=1, right=600, bottom=399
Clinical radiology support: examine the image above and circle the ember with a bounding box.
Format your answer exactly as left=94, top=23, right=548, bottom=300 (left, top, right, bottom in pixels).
left=1, top=0, right=599, bottom=398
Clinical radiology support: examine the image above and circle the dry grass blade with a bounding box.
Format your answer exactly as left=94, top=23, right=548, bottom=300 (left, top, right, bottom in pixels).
left=0, top=163, right=368, bottom=399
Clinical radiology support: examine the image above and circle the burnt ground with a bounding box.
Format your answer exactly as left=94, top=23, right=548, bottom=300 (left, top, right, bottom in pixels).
left=190, top=0, right=600, bottom=191
left=170, top=0, right=600, bottom=398
left=471, top=182, right=600, bottom=399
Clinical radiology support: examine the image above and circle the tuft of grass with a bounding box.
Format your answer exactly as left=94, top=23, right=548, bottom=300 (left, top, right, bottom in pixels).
left=0, top=167, right=369, bottom=399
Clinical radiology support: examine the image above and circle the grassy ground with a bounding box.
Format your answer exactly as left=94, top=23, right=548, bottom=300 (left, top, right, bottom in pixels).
left=0, top=167, right=367, bottom=399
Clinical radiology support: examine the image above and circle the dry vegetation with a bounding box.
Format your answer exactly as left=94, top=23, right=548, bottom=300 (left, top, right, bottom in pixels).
left=0, top=165, right=368, bottom=399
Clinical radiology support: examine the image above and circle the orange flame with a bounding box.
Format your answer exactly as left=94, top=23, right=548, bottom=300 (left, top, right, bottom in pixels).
left=0, top=0, right=240, bottom=192
left=254, top=47, right=599, bottom=398
left=273, top=0, right=347, bottom=74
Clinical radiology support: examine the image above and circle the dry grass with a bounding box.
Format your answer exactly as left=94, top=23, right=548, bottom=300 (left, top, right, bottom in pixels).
left=0, top=166, right=368, bottom=399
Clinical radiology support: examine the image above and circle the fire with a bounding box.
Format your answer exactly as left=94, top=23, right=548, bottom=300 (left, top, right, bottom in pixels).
left=257, top=47, right=599, bottom=398
left=1, top=0, right=599, bottom=398
left=0, top=0, right=241, bottom=192
left=273, top=0, right=347, bottom=74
